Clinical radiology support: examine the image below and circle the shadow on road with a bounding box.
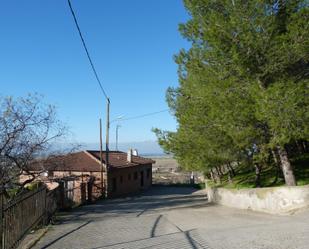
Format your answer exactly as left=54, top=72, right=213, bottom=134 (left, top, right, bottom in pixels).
left=151, top=214, right=163, bottom=237
left=36, top=186, right=211, bottom=249
left=41, top=220, right=92, bottom=249
left=56, top=186, right=208, bottom=223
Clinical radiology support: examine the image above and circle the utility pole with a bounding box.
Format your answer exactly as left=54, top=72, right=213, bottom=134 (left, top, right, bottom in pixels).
left=105, top=98, right=110, bottom=197
left=116, top=124, right=121, bottom=151
left=67, top=0, right=112, bottom=197
left=106, top=98, right=110, bottom=164
left=99, top=119, right=104, bottom=195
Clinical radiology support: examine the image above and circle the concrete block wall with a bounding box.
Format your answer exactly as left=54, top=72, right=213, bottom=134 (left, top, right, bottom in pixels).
left=207, top=185, right=309, bottom=214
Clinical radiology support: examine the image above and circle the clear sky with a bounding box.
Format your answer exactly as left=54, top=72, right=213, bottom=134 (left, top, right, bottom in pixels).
left=0, top=0, right=190, bottom=145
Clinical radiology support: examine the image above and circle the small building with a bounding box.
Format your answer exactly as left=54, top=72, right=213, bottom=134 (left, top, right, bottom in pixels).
left=20, top=150, right=154, bottom=203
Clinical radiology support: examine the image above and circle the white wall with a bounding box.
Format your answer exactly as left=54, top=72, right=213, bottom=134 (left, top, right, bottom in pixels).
left=207, top=185, right=309, bottom=214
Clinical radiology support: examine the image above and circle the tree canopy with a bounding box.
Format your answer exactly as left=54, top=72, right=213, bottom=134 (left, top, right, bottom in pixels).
left=154, top=0, right=309, bottom=186
left=0, top=94, right=71, bottom=194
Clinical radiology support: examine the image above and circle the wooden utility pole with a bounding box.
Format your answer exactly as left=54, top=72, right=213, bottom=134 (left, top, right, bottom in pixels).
left=99, top=119, right=104, bottom=195
left=105, top=98, right=110, bottom=197
left=106, top=98, right=110, bottom=165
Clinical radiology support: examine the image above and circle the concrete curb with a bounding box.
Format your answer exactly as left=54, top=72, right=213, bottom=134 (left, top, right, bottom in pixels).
left=17, top=227, right=49, bottom=249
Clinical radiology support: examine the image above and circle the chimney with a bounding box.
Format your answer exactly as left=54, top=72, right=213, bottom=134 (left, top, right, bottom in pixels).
left=127, top=149, right=132, bottom=163
left=132, top=149, right=138, bottom=156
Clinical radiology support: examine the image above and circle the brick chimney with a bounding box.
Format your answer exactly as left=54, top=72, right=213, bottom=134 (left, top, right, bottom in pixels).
left=127, top=149, right=132, bottom=163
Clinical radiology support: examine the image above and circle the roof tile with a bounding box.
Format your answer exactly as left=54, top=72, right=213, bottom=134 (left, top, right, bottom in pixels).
left=29, top=150, right=154, bottom=172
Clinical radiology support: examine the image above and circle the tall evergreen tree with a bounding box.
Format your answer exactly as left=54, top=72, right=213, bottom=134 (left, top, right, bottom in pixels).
left=155, top=0, right=309, bottom=186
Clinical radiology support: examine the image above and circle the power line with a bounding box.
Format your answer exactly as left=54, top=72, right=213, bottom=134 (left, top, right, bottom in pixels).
left=67, top=0, right=109, bottom=100
left=67, top=2, right=169, bottom=125
left=119, top=109, right=169, bottom=122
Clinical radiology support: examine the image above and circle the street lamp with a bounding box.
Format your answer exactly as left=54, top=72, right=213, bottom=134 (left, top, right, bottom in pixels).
left=110, top=115, right=124, bottom=124
left=116, top=124, right=121, bottom=151
left=109, top=115, right=124, bottom=151
left=106, top=115, right=124, bottom=154
left=107, top=115, right=123, bottom=152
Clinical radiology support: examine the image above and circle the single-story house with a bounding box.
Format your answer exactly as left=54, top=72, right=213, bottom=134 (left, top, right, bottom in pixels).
left=20, top=149, right=154, bottom=202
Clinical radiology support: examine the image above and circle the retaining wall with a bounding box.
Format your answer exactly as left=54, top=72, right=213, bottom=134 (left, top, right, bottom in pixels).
left=207, top=185, right=309, bottom=214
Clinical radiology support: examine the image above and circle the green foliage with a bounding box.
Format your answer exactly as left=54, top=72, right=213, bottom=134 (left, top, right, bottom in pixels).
left=253, top=80, right=309, bottom=146
left=154, top=0, right=309, bottom=184
left=26, top=182, right=42, bottom=191
left=210, top=153, right=309, bottom=189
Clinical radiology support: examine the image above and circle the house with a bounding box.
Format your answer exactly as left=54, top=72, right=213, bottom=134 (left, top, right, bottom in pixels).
left=20, top=149, right=154, bottom=203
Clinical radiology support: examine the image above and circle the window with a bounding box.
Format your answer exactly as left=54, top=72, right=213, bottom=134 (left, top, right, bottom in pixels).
left=134, top=172, right=138, bottom=180
left=120, top=175, right=123, bottom=184
left=147, top=169, right=151, bottom=179
left=128, top=174, right=131, bottom=180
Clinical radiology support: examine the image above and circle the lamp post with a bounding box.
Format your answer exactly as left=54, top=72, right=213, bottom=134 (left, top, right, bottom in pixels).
left=116, top=124, right=121, bottom=151
left=106, top=115, right=124, bottom=152
left=108, top=115, right=124, bottom=152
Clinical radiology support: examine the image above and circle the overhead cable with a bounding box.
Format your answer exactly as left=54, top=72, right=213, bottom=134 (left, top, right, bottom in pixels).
left=67, top=0, right=109, bottom=100
left=119, top=109, right=169, bottom=122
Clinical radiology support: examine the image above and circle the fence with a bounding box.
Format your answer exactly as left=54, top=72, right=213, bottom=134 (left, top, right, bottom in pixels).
left=0, top=176, right=102, bottom=249
left=0, top=187, right=47, bottom=249
left=56, top=176, right=103, bottom=209
left=46, top=186, right=61, bottom=221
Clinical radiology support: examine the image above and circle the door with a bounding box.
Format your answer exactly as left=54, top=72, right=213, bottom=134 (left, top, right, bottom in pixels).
left=66, top=180, right=74, bottom=201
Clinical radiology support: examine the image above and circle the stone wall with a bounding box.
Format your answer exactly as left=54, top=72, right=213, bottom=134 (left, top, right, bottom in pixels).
left=207, top=185, right=309, bottom=214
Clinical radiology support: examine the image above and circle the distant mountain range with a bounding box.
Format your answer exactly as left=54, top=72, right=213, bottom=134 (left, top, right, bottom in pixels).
left=80, top=140, right=166, bottom=156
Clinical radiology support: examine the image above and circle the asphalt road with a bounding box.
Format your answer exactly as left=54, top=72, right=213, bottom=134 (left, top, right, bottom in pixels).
left=33, top=186, right=309, bottom=249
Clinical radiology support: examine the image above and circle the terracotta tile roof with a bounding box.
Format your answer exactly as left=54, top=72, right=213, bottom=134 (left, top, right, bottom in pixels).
left=29, top=150, right=154, bottom=172
left=29, top=151, right=102, bottom=172
left=87, top=150, right=155, bottom=169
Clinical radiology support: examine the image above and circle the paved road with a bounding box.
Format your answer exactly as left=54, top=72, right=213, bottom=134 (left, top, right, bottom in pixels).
left=33, top=186, right=309, bottom=249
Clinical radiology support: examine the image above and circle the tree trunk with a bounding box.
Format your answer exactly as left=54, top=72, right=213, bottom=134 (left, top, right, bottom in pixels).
left=210, top=169, right=216, bottom=183
left=271, top=148, right=281, bottom=185
left=254, top=163, right=262, bottom=188
left=227, top=162, right=236, bottom=177
left=227, top=170, right=233, bottom=184
left=295, top=140, right=304, bottom=154
left=214, top=167, right=222, bottom=184
left=217, top=166, right=224, bottom=176
left=277, top=146, right=296, bottom=186
left=302, top=140, right=308, bottom=153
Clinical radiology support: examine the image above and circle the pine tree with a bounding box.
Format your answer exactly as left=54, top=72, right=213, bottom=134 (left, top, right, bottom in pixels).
left=154, top=0, right=309, bottom=186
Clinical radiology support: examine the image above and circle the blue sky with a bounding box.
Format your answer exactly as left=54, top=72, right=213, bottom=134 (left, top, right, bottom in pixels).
left=0, top=0, right=190, bottom=145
